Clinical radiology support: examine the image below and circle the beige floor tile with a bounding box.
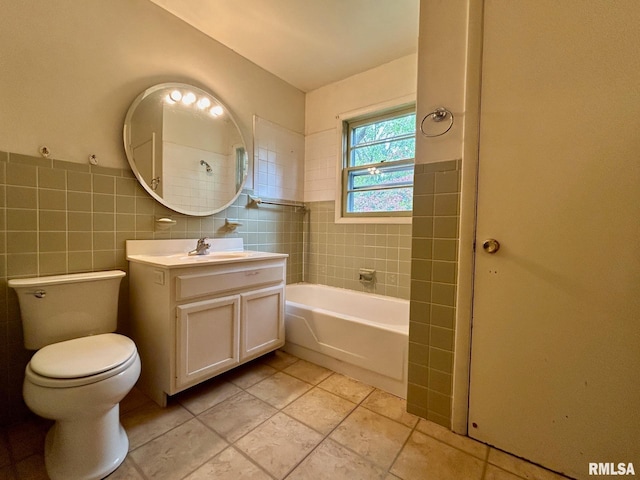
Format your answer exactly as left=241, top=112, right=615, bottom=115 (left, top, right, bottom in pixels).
left=484, top=464, right=524, bottom=480
left=6, top=418, right=49, bottom=462
left=330, top=406, right=411, bottom=469
left=121, top=401, right=193, bottom=450
left=390, top=430, right=484, bottom=480
left=14, top=454, right=47, bottom=480
left=119, top=387, right=151, bottom=415
left=362, top=389, right=419, bottom=428
left=284, top=387, right=356, bottom=435
left=177, top=378, right=242, bottom=415
left=184, top=446, right=271, bottom=480
left=488, top=448, right=571, bottom=480
left=226, top=362, right=277, bottom=389
left=416, top=419, right=487, bottom=459
left=0, top=465, right=16, bottom=480
left=105, top=457, right=145, bottom=479
left=288, top=438, right=387, bottom=480
left=197, top=391, right=277, bottom=442
left=130, top=418, right=227, bottom=480
left=385, top=473, right=402, bottom=480
left=235, top=412, right=323, bottom=479
left=246, top=372, right=311, bottom=409
left=260, top=350, right=298, bottom=370
left=0, top=436, right=11, bottom=468
left=284, top=359, right=332, bottom=385
left=318, top=373, right=375, bottom=403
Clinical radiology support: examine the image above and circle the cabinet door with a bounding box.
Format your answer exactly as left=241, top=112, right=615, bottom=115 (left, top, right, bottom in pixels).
left=240, top=285, right=284, bottom=361
left=176, top=295, right=240, bottom=389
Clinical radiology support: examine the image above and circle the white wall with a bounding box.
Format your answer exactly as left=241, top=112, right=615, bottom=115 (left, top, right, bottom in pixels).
left=0, top=0, right=305, bottom=170
left=304, top=54, right=417, bottom=202
left=415, top=0, right=472, bottom=165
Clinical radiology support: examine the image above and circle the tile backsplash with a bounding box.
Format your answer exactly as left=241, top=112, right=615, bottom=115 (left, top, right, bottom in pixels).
left=0, top=151, right=304, bottom=425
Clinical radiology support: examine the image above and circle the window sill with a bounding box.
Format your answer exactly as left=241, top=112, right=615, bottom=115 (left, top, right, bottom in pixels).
left=334, top=214, right=412, bottom=225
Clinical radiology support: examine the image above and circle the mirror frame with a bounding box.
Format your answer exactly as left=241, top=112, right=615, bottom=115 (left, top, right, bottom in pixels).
left=123, top=82, right=249, bottom=216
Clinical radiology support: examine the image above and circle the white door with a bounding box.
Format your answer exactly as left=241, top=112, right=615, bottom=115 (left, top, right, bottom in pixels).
left=468, top=2, right=640, bottom=479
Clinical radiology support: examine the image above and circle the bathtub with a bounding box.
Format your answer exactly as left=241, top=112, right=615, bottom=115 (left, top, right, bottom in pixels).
left=283, top=283, right=409, bottom=398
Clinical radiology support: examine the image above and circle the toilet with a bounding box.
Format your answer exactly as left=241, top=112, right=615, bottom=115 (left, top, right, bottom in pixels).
left=8, top=270, right=141, bottom=480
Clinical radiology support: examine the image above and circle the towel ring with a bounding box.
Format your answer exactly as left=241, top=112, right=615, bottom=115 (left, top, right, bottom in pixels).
left=420, top=107, right=454, bottom=137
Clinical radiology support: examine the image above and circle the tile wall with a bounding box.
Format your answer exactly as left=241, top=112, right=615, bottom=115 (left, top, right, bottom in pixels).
left=0, top=151, right=304, bottom=426
left=406, top=160, right=461, bottom=427
left=1, top=149, right=462, bottom=429
left=254, top=117, right=305, bottom=202
left=305, top=201, right=412, bottom=299
left=304, top=129, right=336, bottom=203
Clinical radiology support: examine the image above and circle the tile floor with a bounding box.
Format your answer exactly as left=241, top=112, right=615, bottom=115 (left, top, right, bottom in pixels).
left=0, top=350, right=571, bottom=480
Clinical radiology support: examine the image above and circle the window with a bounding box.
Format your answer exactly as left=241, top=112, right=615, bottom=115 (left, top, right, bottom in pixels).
left=342, top=106, right=416, bottom=217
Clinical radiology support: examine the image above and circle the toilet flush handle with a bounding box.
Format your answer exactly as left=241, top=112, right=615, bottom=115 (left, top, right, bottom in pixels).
left=30, top=290, right=46, bottom=299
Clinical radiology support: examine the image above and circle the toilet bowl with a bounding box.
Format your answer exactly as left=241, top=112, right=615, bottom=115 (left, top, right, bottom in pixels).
left=8, top=270, right=140, bottom=480
left=23, top=334, right=141, bottom=480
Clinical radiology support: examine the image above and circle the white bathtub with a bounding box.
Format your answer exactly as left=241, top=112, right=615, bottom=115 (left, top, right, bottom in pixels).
left=283, top=283, right=409, bottom=398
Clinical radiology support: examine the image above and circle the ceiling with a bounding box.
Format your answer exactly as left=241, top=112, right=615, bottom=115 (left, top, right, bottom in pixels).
left=148, top=0, right=420, bottom=92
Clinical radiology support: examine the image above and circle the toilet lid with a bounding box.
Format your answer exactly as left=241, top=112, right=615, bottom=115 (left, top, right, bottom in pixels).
left=30, top=333, right=136, bottom=379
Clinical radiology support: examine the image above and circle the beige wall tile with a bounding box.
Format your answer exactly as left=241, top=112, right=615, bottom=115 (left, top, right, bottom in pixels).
left=67, top=192, right=91, bottom=212
left=39, top=232, right=66, bottom=252
left=67, top=172, right=92, bottom=192
left=37, top=168, right=66, bottom=190
left=39, top=252, right=67, bottom=275
left=6, top=164, right=36, bottom=187
left=6, top=186, right=36, bottom=209
left=38, top=189, right=66, bottom=210
left=39, top=211, right=66, bottom=231
left=92, top=175, right=114, bottom=194
left=7, top=232, right=36, bottom=254
left=68, top=212, right=91, bottom=231
left=7, top=253, right=37, bottom=277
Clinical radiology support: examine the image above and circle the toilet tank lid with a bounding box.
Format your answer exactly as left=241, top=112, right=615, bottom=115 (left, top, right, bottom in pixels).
left=30, top=334, right=136, bottom=379
left=8, top=270, right=125, bottom=289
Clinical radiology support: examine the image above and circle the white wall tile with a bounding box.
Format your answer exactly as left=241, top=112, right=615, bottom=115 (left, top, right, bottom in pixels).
left=304, top=129, right=336, bottom=202
left=254, top=116, right=304, bottom=202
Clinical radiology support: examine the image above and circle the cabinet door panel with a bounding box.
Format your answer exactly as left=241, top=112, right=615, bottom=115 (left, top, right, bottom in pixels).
left=176, top=295, right=240, bottom=388
left=240, top=285, right=284, bottom=361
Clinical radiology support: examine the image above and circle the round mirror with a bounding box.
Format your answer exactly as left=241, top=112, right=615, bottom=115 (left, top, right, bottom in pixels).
left=123, top=83, right=248, bottom=216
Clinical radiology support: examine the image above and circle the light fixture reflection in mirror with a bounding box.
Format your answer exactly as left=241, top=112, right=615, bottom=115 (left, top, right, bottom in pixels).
left=123, top=83, right=248, bottom=216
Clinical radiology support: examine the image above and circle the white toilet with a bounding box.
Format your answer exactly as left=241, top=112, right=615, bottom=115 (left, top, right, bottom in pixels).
left=8, top=270, right=141, bottom=480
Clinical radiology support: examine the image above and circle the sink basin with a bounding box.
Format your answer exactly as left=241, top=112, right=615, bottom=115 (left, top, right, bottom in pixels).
left=176, top=251, right=255, bottom=261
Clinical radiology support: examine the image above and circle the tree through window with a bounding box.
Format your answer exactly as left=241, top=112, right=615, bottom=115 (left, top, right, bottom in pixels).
left=342, top=106, right=415, bottom=217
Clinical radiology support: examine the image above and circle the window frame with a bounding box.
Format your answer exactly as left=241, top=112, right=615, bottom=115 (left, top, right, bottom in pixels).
left=339, top=104, right=416, bottom=221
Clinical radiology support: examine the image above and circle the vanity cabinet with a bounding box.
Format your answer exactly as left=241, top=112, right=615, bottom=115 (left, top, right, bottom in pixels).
left=127, top=255, right=286, bottom=406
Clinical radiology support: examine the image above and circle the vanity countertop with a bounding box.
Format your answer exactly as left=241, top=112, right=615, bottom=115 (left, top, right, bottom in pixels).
left=126, top=239, right=287, bottom=268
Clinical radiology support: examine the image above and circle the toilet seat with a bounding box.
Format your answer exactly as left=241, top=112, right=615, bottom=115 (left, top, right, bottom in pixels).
left=26, top=333, right=138, bottom=388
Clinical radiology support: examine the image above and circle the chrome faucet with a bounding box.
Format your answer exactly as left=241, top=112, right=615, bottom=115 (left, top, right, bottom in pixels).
left=188, top=237, right=210, bottom=256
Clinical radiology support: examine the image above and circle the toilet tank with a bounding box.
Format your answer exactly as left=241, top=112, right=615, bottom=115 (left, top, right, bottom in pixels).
left=8, top=270, right=126, bottom=350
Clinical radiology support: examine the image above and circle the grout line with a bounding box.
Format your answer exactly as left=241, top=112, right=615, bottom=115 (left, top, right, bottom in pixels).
left=479, top=442, right=490, bottom=480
